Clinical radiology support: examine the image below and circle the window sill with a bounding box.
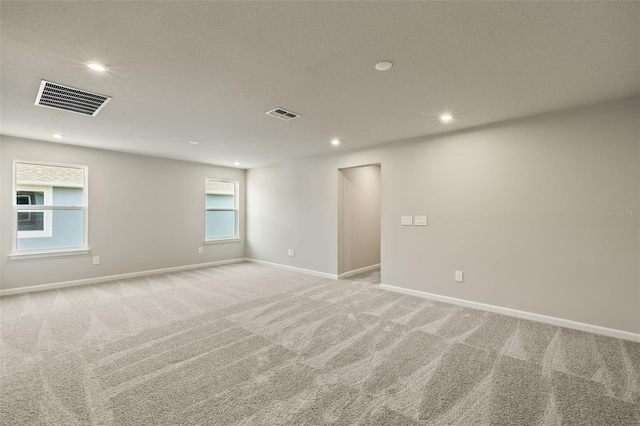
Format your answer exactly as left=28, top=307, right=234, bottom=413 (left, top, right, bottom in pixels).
left=204, top=238, right=241, bottom=245
left=8, top=248, right=90, bottom=260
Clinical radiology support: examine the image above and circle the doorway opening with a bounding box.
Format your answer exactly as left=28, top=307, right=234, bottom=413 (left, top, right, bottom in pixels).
left=338, top=164, right=381, bottom=284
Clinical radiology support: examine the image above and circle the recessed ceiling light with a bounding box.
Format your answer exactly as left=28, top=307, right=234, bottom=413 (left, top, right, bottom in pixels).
left=375, top=61, right=393, bottom=71
left=188, top=140, right=199, bottom=145
left=234, top=162, right=240, bottom=166
left=52, top=133, right=64, bottom=139
left=331, top=138, right=341, bottom=146
left=439, top=113, right=453, bottom=123
left=84, top=61, right=110, bottom=72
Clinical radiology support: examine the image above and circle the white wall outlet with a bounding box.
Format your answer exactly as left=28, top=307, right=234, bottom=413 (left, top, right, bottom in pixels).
left=415, top=216, right=427, bottom=226
left=288, top=249, right=295, bottom=257
left=93, top=256, right=100, bottom=265
left=455, top=270, right=463, bottom=282
left=198, top=247, right=203, bottom=254
left=401, top=216, right=413, bottom=226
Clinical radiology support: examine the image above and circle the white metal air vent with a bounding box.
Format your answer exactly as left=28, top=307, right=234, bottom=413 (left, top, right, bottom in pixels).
left=34, top=80, right=111, bottom=116
left=265, top=107, right=300, bottom=121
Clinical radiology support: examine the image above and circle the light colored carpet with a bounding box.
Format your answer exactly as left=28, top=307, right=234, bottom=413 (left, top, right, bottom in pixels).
left=1, top=262, right=639, bottom=425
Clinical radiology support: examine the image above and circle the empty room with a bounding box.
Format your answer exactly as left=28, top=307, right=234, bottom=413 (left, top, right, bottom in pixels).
left=1, top=1, right=639, bottom=425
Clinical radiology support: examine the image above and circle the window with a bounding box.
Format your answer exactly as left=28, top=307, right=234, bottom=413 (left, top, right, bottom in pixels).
left=11, top=161, right=88, bottom=258
left=205, top=179, right=238, bottom=242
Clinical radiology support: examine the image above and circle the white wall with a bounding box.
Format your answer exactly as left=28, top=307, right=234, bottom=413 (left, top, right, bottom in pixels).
left=339, top=165, right=380, bottom=275
left=247, top=97, right=640, bottom=334
left=0, top=136, right=246, bottom=291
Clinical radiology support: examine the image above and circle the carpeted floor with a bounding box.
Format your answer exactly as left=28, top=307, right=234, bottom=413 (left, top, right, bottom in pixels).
left=1, top=262, right=639, bottom=425
left=341, top=268, right=381, bottom=285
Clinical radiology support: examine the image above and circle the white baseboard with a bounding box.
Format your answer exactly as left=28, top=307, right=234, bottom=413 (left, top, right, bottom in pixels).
left=338, top=263, right=380, bottom=279
left=245, top=259, right=338, bottom=280
left=0, top=258, right=248, bottom=297
left=380, top=283, right=640, bottom=343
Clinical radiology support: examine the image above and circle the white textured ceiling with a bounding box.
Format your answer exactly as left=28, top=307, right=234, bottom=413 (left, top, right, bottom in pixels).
left=1, top=1, right=639, bottom=168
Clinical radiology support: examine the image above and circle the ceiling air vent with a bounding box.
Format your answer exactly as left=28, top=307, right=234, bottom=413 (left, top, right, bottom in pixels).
left=34, top=80, right=111, bottom=116
left=265, top=107, right=300, bottom=121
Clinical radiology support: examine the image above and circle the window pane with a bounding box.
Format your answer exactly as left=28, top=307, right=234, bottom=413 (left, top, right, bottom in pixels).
left=206, top=194, right=235, bottom=209
left=206, top=210, right=236, bottom=239
left=206, top=180, right=235, bottom=208
left=17, top=209, right=84, bottom=251
left=16, top=163, right=85, bottom=205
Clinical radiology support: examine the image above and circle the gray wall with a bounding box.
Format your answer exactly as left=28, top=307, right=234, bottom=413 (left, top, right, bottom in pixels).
left=1, top=136, right=246, bottom=290
left=247, top=97, right=640, bottom=333
left=339, top=165, right=381, bottom=275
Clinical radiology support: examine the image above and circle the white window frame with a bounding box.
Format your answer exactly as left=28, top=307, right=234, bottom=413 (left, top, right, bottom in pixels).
left=204, top=179, right=240, bottom=244
left=10, top=160, right=89, bottom=259
left=16, top=185, right=53, bottom=238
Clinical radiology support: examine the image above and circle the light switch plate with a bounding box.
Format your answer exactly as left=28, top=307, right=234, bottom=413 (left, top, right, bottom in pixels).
left=415, top=216, right=427, bottom=226
left=401, top=216, right=413, bottom=226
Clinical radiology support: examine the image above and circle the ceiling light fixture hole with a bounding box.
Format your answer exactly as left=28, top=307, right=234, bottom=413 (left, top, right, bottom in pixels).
left=84, top=61, right=110, bottom=72
left=375, top=61, right=393, bottom=71
left=439, top=113, right=453, bottom=123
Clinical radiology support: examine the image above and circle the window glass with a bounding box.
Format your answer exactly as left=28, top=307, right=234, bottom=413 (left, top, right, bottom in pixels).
left=206, top=210, right=236, bottom=239
left=17, top=210, right=84, bottom=251
left=205, top=179, right=238, bottom=241
left=13, top=161, right=87, bottom=253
